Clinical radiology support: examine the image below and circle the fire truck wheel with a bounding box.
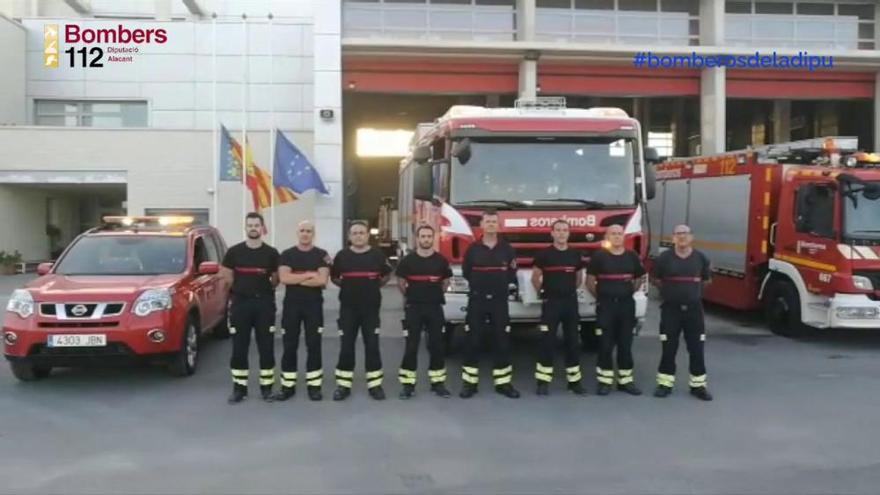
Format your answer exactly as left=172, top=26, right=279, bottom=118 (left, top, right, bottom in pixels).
left=764, top=280, right=805, bottom=337
left=10, top=361, right=51, bottom=382
left=169, top=316, right=199, bottom=377
left=579, top=322, right=599, bottom=352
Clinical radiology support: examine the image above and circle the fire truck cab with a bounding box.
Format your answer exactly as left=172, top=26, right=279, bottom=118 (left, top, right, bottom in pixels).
left=649, top=137, right=880, bottom=336
left=398, top=97, right=658, bottom=340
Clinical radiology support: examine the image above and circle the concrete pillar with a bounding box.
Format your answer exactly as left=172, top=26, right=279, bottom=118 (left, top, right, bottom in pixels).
left=699, top=0, right=724, bottom=46
left=519, top=59, right=537, bottom=100
left=773, top=100, right=791, bottom=143
left=313, top=0, right=345, bottom=254
left=154, top=0, right=171, bottom=20
left=700, top=67, right=726, bottom=154
left=874, top=71, right=880, bottom=150
left=671, top=98, right=686, bottom=156
left=516, top=0, right=535, bottom=41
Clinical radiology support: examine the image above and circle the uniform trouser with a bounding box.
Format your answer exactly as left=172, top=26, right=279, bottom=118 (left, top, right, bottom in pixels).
left=280, top=299, right=324, bottom=390
left=229, top=295, right=276, bottom=390
left=462, top=295, right=513, bottom=388
left=656, top=302, right=707, bottom=389
left=535, top=296, right=582, bottom=384
left=399, top=303, right=446, bottom=387
left=595, top=296, right=636, bottom=386
left=335, top=304, right=383, bottom=389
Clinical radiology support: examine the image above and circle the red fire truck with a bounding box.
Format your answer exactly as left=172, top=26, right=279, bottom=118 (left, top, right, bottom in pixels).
left=398, top=98, right=658, bottom=343
left=648, top=137, right=880, bottom=336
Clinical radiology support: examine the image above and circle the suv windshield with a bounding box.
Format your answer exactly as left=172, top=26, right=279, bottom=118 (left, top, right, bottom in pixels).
left=54, top=236, right=188, bottom=275
left=843, top=181, right=880, bottom=240
left=450, top=137, right=636, bottom=207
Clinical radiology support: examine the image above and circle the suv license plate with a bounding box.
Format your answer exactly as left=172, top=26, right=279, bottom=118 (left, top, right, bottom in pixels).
left=47, top=334, right=107, bottom=347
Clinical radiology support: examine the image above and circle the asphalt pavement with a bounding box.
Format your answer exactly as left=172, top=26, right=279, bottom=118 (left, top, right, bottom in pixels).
left=2, top=275, right=880, bottom=495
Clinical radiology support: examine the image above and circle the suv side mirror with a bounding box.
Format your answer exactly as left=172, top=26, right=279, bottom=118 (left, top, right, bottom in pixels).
left=37, top=262, right=53, bottom=276
left=412, top=145, right=432, bottom=164
left=198, top=261, right=219, bottom=275
left=452, top=138, right=472, bottom=165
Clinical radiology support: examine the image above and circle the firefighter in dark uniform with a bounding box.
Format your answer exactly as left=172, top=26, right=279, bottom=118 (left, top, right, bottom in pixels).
left=586, top=224, right=646, bottom=396
left=460, top=210, right=520, bottom=399
left=396, top=224, right=454, bottom=400
left=221, top=212, right=280, bottom=404
left=652, top=224, right=713, bottom=401
left=274, top=220, right=331, bottom=402
left=331, top=221, right=393, bottom=401
left=530, top=219, right=587, bottom=396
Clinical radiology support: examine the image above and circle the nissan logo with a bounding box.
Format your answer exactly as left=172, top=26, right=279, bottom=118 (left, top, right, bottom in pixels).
left=71, top=304, right=88, bottom=317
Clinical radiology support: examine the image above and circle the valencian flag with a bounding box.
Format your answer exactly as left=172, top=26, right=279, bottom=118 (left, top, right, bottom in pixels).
left=273, top=129, right=329, bottom=195
left=219, top=125, right=297, bottom=210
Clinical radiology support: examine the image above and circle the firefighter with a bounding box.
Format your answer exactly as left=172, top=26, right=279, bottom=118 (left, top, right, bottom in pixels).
left=396, top=224, right=454, bottom=399
left=220, top=212, right=280, bottom=404
left=331, top=221, right=393, bottom=401
left=530, top=219, right=587, bottom=396
left=652, top=224, right=713, bottom=401
left=460, top=210, right=520, bottom=399
left=274, top=220, right=331, bottom=402
left=586, top=224, right=646, bottom=396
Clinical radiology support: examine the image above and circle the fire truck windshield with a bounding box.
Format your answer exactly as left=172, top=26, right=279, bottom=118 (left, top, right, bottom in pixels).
left=449, top=137, right=636, bottom=207
left=843, top=181, right=880, bottom=240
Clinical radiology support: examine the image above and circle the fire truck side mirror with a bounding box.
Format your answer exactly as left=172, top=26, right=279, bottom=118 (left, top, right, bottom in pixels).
left=452, top=138, right=472, bottom=165
left=644, top=162, right=657, bottom=200
left=412, top=145, right=432, bottom=164
left=644, top=147, right=660, bottom=164
left=413, top=162, right=433, bottom=201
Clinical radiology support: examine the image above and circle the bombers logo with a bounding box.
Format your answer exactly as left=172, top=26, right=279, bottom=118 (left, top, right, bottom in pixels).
left=527, top=215, right=597, bottom=228
left=45, top=23, right=168, bottom=69
left=65, top=25, right=168, bottom=44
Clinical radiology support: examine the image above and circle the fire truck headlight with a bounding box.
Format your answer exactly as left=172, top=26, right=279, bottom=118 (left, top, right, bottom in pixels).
left=852, top=275, right=874, bottom=291
left=446, top=276, right=470, bottom=294
left=835, top=307, right=879, bottom=320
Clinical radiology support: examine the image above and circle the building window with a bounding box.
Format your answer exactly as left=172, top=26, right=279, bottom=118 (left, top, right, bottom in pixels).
left=647, top=131, right=674, bottom=158
left=343, top=0, right=516, bottom=41
left=34, top=100, right=148, bottom=128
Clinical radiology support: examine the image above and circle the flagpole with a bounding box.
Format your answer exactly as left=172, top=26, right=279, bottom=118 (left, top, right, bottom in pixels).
left=240, top=13, right=248, bottom=240
left=268, top=12, right=276, bottom=247
left=211, top=12, right=218, bottom=227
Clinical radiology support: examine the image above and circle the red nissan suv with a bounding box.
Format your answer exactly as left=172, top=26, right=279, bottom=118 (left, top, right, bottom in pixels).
left=3, top=216, right=230, bottom=381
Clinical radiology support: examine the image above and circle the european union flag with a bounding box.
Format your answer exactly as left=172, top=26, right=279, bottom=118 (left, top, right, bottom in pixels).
left=273, top=130, right=329, bottom=195
left=219, top=125, right=242, bottom=182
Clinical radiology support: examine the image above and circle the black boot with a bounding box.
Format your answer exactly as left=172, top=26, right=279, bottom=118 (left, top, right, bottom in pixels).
left=227, top=385, right=247, bottom=404
left=307, top=386, right=323, bottom=401
left=332, top=386, right=351, bottom=401
left=618, top=383, right=642, bottom=396
left=536, top=382, right=550, bottom=396
left=654, top=385, right=673, bottom=398
left=399, top=384, right=415, bottom=400
left=459, top=383, right=478, bottom=399
left=690, top=386, right=713, bottom=401
left=567, top=381, right=587, bottom=396
left=596, top=383, right=612, bottom=396
left=272, top=386, right=295, bottom=402
left=431, top=382, right=451, bottom=398
left=495, top=384, right=520, bottom=399
left=260, top=386, right=275, bottom=402
left=369, top=386, right=386, bottom=401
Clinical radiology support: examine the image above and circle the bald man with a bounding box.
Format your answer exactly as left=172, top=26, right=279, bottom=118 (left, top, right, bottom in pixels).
left=275, top=220, right=332, bottom=402
left=586, top=224, right=646, bottom=396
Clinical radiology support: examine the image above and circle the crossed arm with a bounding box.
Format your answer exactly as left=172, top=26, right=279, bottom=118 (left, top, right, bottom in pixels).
left=278, top=266, right=329, bottom=288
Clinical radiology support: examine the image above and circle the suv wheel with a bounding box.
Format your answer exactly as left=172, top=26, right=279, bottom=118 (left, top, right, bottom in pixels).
left=11, top=361, right=51, bottom=382
left=169, top=317, right=199, bottom=377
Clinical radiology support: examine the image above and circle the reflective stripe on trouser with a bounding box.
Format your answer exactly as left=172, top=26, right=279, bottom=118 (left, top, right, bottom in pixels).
left=399, top=368, right=417, bottom=385
left=535, top=363, right=553, bottom=383
left=231, top=368, right=248, bottom=387
left=566, top=365, right=582, bottom=383
left=259, top=369, right=275, bottom=386
left=493, top=365, right=513, bottom=386
left=366, top=369, right=384, bottom=389
left=280, top=371, right=297, bottom=388
left=689, top=374, right=708, bottom=388
left=617, top=368, right=634, bottom=385
left=306, top=369, right=323, bottom=387
left=596, top=367, right=615, bottom=385
left=462, top=366, right=479, bottom=385
left=428, top=367, right=446, bottom=384
left=335, top=369, right=353, bottom=388
left=657, top=372, right=675, bottom=387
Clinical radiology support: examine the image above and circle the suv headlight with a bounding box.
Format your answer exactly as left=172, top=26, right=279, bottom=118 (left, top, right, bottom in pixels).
left=446, top=275, right=470, bottom=294
left=852, top=275, right=874, bottom=291
left=133, top=288, right=173, bottom=317
left=6, top=289, right=35, bottom=319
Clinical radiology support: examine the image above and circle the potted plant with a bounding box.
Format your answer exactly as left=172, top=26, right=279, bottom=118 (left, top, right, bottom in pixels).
left=0, top=250, right=23, bottom=275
